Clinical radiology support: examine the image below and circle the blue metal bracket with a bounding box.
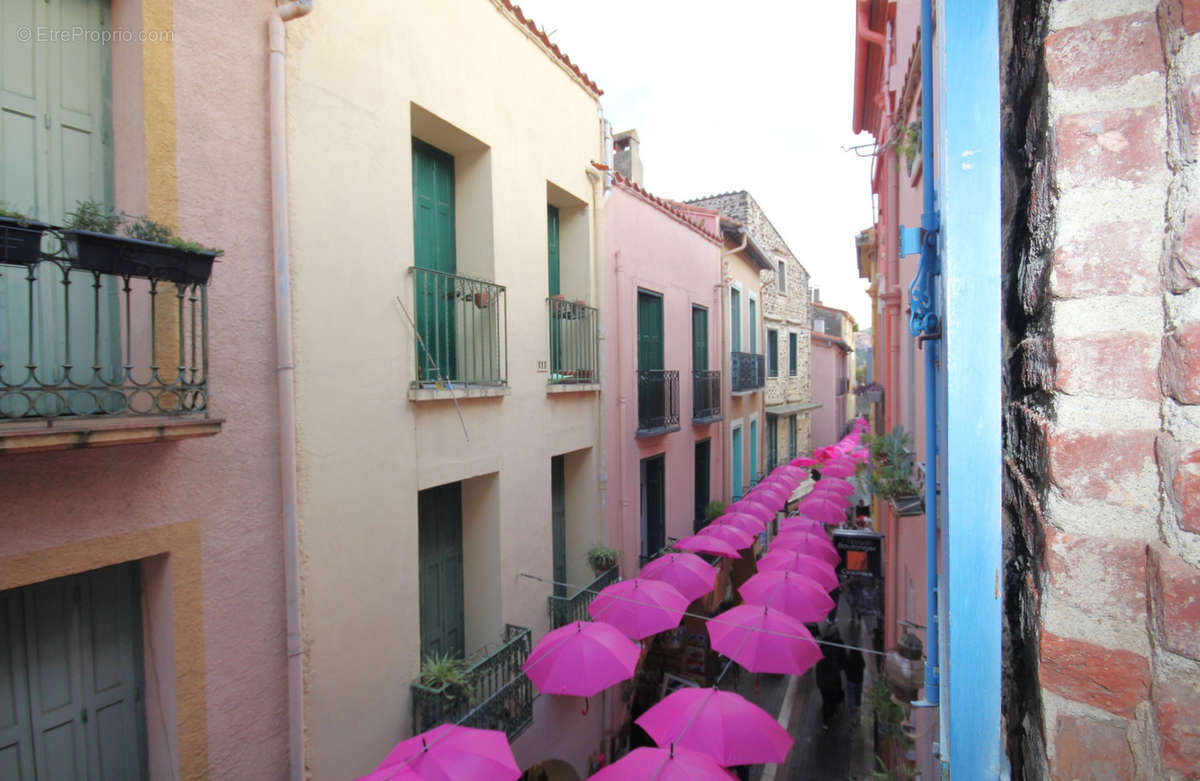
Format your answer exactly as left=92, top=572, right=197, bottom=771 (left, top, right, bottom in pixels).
left=908, top=214, right=940, bottom=338
left=899, top=225, right=923, bottom=257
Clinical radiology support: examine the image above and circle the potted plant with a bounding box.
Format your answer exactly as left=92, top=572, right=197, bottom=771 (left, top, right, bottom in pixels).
left=473, top=290, right=490, bottom=309
left=586, top=544, right=619, bottom=576
left=64, top=201, right=221, bottom=284
left=0, top=207, right=50, bottom=265
left=865, top=426, right=923, bottom=516
left=419, top=652, right=471, bottom=703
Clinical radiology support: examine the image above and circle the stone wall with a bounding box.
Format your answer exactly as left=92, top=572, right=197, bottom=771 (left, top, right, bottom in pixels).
left=1003, top=1, right=1200, bottom=777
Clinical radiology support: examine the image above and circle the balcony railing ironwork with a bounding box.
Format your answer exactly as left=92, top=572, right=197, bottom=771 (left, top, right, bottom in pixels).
left=548, top=566, right=618, bottom=629
left=411, top=624, right=533, bottom=741
left=692, top=370, right=721, bottom=421
left=637, top=369, right=680, bottom=433
left=411, top=267, right=507, bottom=387
left=730, top=351, right=765, bottom=392
left=0, top=227, right=210, bottom=421
left=547, top=297, right=599, bottom=385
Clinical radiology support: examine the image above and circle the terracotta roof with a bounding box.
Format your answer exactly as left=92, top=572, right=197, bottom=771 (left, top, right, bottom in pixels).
left=598, top=164, right=723, bottom=245
left=496, top=1, right=603, bottom=97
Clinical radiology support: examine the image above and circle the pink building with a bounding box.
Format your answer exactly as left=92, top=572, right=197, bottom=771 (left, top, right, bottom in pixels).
left=603, top=137, right=725, bottom=574
left=809, top=302, right=856, bottom=450
left=0, top=3, right=289, bottom=778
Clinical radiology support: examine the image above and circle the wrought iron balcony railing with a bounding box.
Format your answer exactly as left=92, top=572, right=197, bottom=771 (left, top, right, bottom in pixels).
left=730, top=351, right=765, bottom=392
left=1, top=226, right=210, bottom=421
left=692, top=370, right=721, bottom=421
left=548, top=566, right=618, bottom=629
left=547, top=297, right=599, bottom=385
left=411, top=268, right=507, bottom=387
left=411, top=624, right=533, bottom=741
left=637, top=369, right=680, bottom=434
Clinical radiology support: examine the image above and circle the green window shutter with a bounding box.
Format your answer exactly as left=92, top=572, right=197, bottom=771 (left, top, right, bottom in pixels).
left=691, top=307, right=707, bottom=372
left=0, top=590, right=36, bottom=781
left=693, top=440, right=710, bottom=525
left=789, top=333, right=798, bottom=376
left=731, top=427, right=743, bottom=500
left=642, top=455, right=666, bottom=560
left=730, top=289, right=741, bottom=351
left=551, top=456, right=566, bottom=598
left=412, top=140, right=457, bottom=381
left=748, top=298, right=757, bottom=353
left=418, top=483, right=465, bottom=659
left=636, top=291, right=663, bottom=371
left=767, top=330, right=778, bottom=376
left=547, top=206, right=560, bottom=297
left=749, top=419, right=758, bottom=483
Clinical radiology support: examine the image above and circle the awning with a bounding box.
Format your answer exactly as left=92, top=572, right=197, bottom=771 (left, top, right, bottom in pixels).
left=765, top=402, right=822, bottom=416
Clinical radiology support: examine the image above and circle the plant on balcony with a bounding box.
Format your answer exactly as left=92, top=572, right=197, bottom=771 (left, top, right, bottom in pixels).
left=0, top=206, right=50, bottom=264
left=865, top=426, right=923, bottom=515
left=586, top=544, right=619, bottom=576
left=704, top=500, right=727, bottom=521
left=419, top=652, right=472, bottom=703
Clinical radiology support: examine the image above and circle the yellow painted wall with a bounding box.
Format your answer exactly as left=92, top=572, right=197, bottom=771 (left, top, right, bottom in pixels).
left=284, top=1, right=603, bottom=777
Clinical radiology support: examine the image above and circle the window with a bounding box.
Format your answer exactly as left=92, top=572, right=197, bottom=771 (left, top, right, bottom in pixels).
left=730, top=287, right=742, bottom=351
left=813, top=317, right=826, bottom=334
left=788, top=415, right=798, bottom=458
left=788, top=332, right=798, bottom=376
left=767, top=330, right=779, bottom=377
left=777, top=259, right=787, bottom=293
left=748, top=297, right=758, bottom=353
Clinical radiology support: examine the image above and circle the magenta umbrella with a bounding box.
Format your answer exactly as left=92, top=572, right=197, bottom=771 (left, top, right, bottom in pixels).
left=773, top=529, right=836, bottom=553
left=750, top=483, right=790, bottom=504
left=635, top=688, right=794, bottom=767
left=522, top=621, right=639, bottom=697
left=809, top=479, right=855, bottom=495
left=726, top=500, right=774, bottom=523
left=739, top=570, right=836, bottom=623
left=770, top=465, right=807, bottom=482
left=706, top=604, right=822, bottom=676
left=359, top=724, right=520, bottom=781
left=771, top=534, right=841, bottom=566
left=588, top=578, right=688, bottom=640
left=715, top=511, right=766, bottom=536
left=741, top=492, right=785, bottom=515
left=815, top=460, right=857, bottom=478
left=789, top=502, right=843, bottom=525
left=676, top=533, right=740, bottom=559
left=590, top=746, right=735, bottom=780
left=640, top=553, right=717, bottom=602
left=698, top=522, right=755, bottom=551
left=778, top=515, right=826, bottom=535
left=790, top=456, right=819, bottom=467
left=798, top=492, right=851, bottom=512
left=756, top=550, right=840, bottom=591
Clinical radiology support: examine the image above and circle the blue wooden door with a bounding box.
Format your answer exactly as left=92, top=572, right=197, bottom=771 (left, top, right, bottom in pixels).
left=749, top=419, right=758, bottom=483
left=731, top=426, right=743, bottom=500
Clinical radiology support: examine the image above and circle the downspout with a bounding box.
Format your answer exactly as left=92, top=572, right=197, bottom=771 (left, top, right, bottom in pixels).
left=721, top=230, right=748, bottom=500
left=270, top=3, right=312, bottom=780
left=856, top=0, right=887, bottom=49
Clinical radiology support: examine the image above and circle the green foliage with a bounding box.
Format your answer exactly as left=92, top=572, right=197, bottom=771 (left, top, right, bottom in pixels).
left=0, top=204, right=32, bottom=222
left=871, top=755, right=917, bottom=781
left=866, top=676, right=912, bottom=745
left=420, top=652, right=471, bottom=695
left=123, top=215, right=173, bottom=244
left=586, top=544, right=619, bottom=573
left=704, top=500, right=727, bottom=521
left=167, top=236, right=224, bottom=256
left=895, top=120, right=922, bottom=174
left=864, top=426, right=919, bottom=500
left=67, top=200, right=121, bottom=234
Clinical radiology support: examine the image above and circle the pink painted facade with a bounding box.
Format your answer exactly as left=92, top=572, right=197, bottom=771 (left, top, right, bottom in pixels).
left=603, top=177, right=724, bottom=573
left=0, top=3, right=289, bottom=778
left=809, top=305, right=855, bottom=450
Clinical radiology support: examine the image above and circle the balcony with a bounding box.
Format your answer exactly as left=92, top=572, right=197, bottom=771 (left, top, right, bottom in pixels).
left=636, top=369, right=680, bottom=436
left=730, top=351, right=765, bottom=392
left=0, top=224, right=220, bottom=453
left=411, top=624, right=533, bottom=741
left=547, top=297, right=599, bottom=388
left=410, top=268, right=507, bottom=393
left=548, top=566, right=618, bottom=629
left=692, top=370, right=721, bottom=423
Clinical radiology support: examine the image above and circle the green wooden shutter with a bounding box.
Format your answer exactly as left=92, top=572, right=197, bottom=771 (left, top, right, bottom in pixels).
left=642, top=455, right=665, bottom=560
left=636, top=291, right=663, bottom=371
left=547, top=206, right=560, bottom=297
left=0, top=590, right=35, bottom=780
left=551, top=456, right=566, bottom=598
left=730, top=288, right=741, bottom=351
left=748, top=298, right=757, bottom=354
left=789, top=333, right=798, bottom=375
left=691, top=307, right=707, bottom=372
left=731, top=427, right=743, bottom=500
left=693, top=440, right=710, bottom=528
left=767, top=330, right=778, bottom=376
left=547, top=206, right=562, bottom=373
left=412, top=140, right=457, bottom=382
left=418, top=483, right=465, bottom=659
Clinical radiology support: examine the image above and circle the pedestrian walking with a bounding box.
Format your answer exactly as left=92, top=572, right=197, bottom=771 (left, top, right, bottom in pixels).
left=844, top=647, right=865, bottom=721
left=813, top=623, right=845, bottom=730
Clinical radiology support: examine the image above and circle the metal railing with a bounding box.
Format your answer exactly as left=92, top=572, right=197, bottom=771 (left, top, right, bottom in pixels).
left=692, top=370, right=721, bottom=421
left=411, top=267, right=507, bottom=387
left=637, top=369, right=680, bottom=432
left=547, top=297, right=599, bottom=385
left=730, top=351, right=765, bottom=392
left=1, top=233, right=209, bottom=421
left=411, top=624, right=533, bottom=741
left=548, top=566, right=618, bottom=629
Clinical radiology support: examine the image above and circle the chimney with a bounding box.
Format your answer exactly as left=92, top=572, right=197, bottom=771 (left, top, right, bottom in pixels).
left=613, top=129, right=643, bottom=185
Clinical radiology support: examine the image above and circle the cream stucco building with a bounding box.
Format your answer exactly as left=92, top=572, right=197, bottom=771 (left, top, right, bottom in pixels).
left=281, top=1, right=608, bottom=778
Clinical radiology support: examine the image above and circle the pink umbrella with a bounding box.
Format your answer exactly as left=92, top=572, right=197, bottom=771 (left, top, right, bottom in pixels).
left=815, top=460, right=857, bottom=478
left=790, top=456, right=819, bottom=467
left=789, top=502, right=843, bottom=525
left=809, top=479, right=854, bottom=495
left=739, top=570, right=835, bottom=623
left=770, top=465, right=807, bottom=482
left=771, top=534, right=841, bottom=566
left=676, top=533, right=740, bottom=559
left=798, top=492, right=851, bottom=512
left=750, top=484, right=790, bottom=504
left=773, top=530, right=836, bottom=553
left=640, top=553, right=717, bottom=602
left=756, top=550, right=840, bottom=592
left=715, top=511, right=766, bottom=536
left=359, top=724, right=520, bottom=781
left=741, top=492, right=785, bottom=514
left=588, top=578, right=688, bottom=640
left=522, top=621, right=639, bottom=697
left=590, top=746, right=734, bottom=780
left=635, top=688, right=794, bottom=766
left=778, top=515, right=826, bottom=535
left=707, top=604, right=822, bottom=676
left=698, top=522, right=755, bottom=551
left=726, top=500, right=774, bottom=523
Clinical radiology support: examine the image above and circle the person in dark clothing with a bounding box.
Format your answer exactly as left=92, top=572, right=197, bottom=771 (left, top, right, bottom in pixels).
left=813, top=624, right=845, bottom=730
left=844, top=648, right=865, bottom=720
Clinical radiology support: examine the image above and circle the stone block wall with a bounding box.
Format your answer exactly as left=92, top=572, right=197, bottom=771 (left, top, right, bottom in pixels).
left=1003, top=1, right=1200, bottom=778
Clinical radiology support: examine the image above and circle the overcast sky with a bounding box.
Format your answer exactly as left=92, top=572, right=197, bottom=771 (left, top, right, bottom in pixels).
left=513, top=0, right=877, bottom=324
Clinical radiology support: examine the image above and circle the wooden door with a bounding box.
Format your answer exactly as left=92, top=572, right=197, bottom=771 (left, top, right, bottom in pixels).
left=641, top=455, right=665, bottom=561
left=418, top=482, right=465, bottom=659
left=551, top=456, right=566, bottom=598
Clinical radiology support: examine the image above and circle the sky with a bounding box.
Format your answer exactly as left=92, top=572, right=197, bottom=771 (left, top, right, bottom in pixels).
left=513, top=0, right=877, bottom=324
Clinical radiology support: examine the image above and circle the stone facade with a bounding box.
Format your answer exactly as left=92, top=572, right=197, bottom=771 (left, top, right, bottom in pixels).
left=689, top=191, right=815, bottom=457
left=1003, top=1, right=1200, bottom=777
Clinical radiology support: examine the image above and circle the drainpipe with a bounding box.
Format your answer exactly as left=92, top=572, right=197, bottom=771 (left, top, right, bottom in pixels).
left=720, top=230, right=747, bottom=500
left=856, top=0, right=886, bottom=49
left=270, top=3, right=312, bottom=780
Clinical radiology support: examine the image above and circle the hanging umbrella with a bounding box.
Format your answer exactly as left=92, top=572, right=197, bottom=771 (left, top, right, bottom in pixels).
left=714, top=511, right=766, bottom=536
left=809, top=479, right=855, bottom=495
left=741, top=492, right=785, bottom=515
left=769, top=465, right=807, bottom=483
left=706, top=604, right=822, bottom=676
left=756, top=550, right=840, bottom=592
left=773, top=529, right=836, bottom=553
left=750, top=484, right=790, bottom=504
left=698, top=522, right=754, bottom=551
left=726, top=500, right=774, bottom=523
left=640, top=553, right=718, bottom=602
left=788, top=502, right=843, bottom=526
left=739, top=570, right=835, bottom=623
left=588, top=578, right=688, bottom=640
left=590, top=746, right=735, bottom=780
left=635, top=687, right=794, bottom=767
left=814, top=460, right=857, bottom=478
left=790, top=456, right=819, bottom=467
left=798, top=492, right=851, bottom=512
left=359, top=724, right=520, bottom=781
left=770, top=534, right=840, bottom=566
left=675, top=533, right=741, bottom=559
left=522, top=621, right=639, bottom=697
left=778, top=515, right=826, bottom=535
